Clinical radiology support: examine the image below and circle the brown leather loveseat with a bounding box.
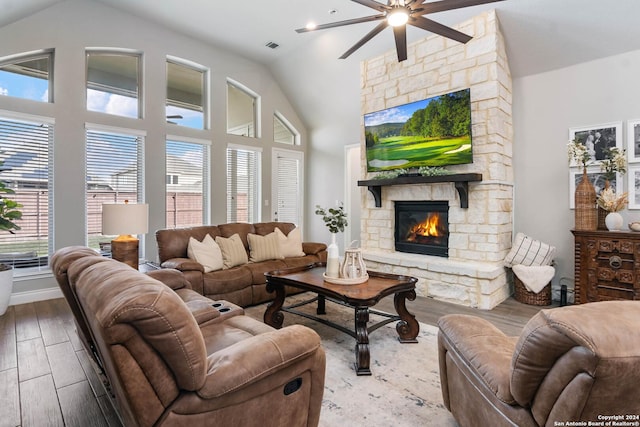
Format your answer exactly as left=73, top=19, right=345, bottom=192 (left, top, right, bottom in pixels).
left=438, top=301, right=640, bottom=426
left=156, top=222, right=327, bottom=306
left=52, top=247, right=326, bottom=427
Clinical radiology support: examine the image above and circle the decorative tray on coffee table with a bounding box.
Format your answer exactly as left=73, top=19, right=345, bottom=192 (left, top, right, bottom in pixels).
left=322, top=273, right=369, bottom=285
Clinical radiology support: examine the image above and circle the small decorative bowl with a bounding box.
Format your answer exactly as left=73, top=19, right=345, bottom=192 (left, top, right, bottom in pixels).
left=629, top=222, right=640, bottom=232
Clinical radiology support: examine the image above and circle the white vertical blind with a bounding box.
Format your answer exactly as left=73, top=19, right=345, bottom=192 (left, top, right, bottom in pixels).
left=275, top=154, right=300, bottom=224
left=226, top=146, right=260, bottom=223
left=166, top=139, right=208, bottom=228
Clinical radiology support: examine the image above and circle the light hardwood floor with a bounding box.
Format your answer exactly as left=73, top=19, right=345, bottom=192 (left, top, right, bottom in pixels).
left=0, top=294, right=553, bottom=426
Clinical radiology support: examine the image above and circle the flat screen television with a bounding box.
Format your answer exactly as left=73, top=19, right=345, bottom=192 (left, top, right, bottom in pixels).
left=364, top=88, right=472, bottom=172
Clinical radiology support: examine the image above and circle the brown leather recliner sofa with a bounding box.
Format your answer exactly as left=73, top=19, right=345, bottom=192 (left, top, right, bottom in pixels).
left=156, top=222, right=327, bottom=307
left=52, top=247, right=326, bottom=427
left=437, top=301, right=640, bottom=427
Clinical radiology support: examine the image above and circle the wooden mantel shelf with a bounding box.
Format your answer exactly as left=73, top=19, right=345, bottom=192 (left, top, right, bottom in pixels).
left=357, top=173, right=483, bottom=208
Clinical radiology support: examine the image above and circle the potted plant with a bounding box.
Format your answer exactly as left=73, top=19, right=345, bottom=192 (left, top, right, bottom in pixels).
left=0, top=157, right=23, bottom=315
left=315, top=203, right=348, bottom=278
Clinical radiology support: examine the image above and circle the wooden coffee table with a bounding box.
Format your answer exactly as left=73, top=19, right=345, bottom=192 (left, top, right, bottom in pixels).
left=264, top=263, right=419, bottom=375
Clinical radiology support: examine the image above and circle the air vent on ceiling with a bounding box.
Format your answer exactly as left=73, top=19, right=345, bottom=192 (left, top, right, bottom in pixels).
left=265, top=41, right=280, bottom=49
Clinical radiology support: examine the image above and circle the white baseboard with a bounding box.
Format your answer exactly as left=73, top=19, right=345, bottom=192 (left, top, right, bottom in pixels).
left=9, top=287, right=63, bottom=306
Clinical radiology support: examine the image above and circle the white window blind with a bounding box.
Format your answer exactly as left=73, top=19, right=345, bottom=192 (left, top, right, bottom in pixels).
left=86, top=51, right=141, bottom=118
left=166, top=59, right=206, bottom=130
left=0, top=50, right=53, bottom=103
left=0, top=115, right=53, bottom=269
left=86, top=127, right=143, bottom=250
left=226, top=146, right=260, bottom=223
left=274, top=113, right=297, bottom=145
left=275, top=154, right=300, bottom=224
left=166, top=139, right=209, bottom=228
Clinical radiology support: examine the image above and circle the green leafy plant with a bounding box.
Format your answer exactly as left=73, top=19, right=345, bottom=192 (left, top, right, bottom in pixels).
left=417, top=166, right=449, bottom=176
left=1, top=157, right=23, bottom=271
left=315, top=203, right=348, bottom=234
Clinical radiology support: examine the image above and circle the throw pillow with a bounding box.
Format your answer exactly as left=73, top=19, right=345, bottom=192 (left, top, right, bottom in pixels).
left=275, top=227, right=305, bottom=258
left=187, top=234, right=223, bottom=273
left=503, top=232, right=556, bottom=268
left=247, top=231, right=284, bottom=262
left=215, top=233, right=249, bottom=269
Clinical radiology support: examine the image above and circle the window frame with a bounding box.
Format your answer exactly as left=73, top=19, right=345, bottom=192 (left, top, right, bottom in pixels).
left=226, top=78, right=261, bottom=138
left=0, top=49, right=54, bottom=103
left=166, top=56, right=209, bottom=130
left=273, top=111, right=300, bottom=145
left=226, top=143, right=262, bottom=223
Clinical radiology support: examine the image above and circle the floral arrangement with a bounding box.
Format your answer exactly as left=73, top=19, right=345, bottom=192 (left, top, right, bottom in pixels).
left=315, top=203, right=348, bottom=234
left=567, top=138, right=592, bottom=168
left=600, top=147, right=626, bottom=180
left=597, top=187, right=628, bottom=212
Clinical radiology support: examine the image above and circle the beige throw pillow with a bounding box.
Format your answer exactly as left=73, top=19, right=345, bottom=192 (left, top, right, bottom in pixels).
left=247, top=231, right=284, bottom=262
left=275, top=227, right=305, bottom=258
left=503, top=232, right=556, bottom=268
left=215, top=233, right=249, bottom=269
left=187, top=234, right=223, bottom=273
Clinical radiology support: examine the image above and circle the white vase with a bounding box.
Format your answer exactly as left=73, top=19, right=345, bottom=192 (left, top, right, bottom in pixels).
left=326, top=233, right=340, bottom=278
left=605, top=211, right=624, bottom=231
left=0, top=267, right=13, bottom=316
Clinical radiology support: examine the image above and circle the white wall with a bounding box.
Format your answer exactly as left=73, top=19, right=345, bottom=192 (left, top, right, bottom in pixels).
left=0, top=0, right=308, bottom=296
left=512, top=49, right=640, bottom=299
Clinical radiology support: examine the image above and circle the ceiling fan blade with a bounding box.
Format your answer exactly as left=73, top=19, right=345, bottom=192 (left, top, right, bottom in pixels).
left=339, top=20, right=388, bottom=59
left=350, top=0, right=390, bottom=13
left=418, top=0, right=506, bottom=15
left=409, top=15, right=472, bottom=44
left=393, top=25, right=408, bottom=62
left=166, top=115, right=183, bottom=119
left=296, top=14, right=385, bottom=33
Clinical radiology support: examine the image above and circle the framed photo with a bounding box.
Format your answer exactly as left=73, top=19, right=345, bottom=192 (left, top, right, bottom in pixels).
left=568, top=122, right=622, bottom=166
left=569, top=166, right=622, bottom=209
left=627, top=119, right=640, bottom=163
left=628, top=165, right=640, bottom=209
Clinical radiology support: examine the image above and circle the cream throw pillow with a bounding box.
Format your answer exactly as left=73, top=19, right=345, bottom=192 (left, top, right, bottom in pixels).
left=275, top=227, right=305, bottom=258
left=215, top=233, right=249, bottom=269
left=247, top=231, right=284, bottom=262
left=187, top=234, right=223, bottom=273
left=504, top=232, right=556, bottom=268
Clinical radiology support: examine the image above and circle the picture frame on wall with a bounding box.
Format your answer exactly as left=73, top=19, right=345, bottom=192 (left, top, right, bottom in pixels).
left=568, top=122, right=623, bottom=166
left=627, top=119, right=640, bottom=163
left=627, top=165, right=640, bottom=209
left=569, top=166, right=621, bottom=209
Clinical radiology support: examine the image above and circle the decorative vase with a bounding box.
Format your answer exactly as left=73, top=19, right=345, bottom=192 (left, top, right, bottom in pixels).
left=597, top=179, right=611, bottom=230
left=575, top=167, right=597, bottom=230
left=326, top=233, right=340, bottom=278
left=605, top=211, right=624, bottom=231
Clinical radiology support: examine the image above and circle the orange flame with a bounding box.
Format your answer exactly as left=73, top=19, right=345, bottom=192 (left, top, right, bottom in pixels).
left=406, top=213, right=442, bottom=242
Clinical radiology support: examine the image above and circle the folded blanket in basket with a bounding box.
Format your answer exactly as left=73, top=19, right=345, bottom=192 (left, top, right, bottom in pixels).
left=512, top=264, right=555, bottom=294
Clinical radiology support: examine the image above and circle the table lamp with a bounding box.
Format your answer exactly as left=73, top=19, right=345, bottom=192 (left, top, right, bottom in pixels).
left=102, top=201, right=148, bottom=270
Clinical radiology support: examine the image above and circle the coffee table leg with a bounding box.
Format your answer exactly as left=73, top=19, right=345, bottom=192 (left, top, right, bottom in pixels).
left=394, top=290, right=419, bottom=343
left=317, top=294, right=326, bottom=315
left=354, top=307, right=371, bottom=376
left=264, top=282, right=285, bottom=329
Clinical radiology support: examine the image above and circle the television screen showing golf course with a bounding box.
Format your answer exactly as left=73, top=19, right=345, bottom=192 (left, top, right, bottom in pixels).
left=364, top=88, right=472, bottom=172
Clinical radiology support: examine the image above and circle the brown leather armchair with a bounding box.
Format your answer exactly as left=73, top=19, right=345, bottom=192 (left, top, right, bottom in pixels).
left=53, top=247, right=326, bottom=427
left=438, top=301, right=640, bottom=427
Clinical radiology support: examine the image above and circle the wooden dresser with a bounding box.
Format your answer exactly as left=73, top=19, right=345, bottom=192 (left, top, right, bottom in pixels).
left=572, top=229, right=640, bottom=303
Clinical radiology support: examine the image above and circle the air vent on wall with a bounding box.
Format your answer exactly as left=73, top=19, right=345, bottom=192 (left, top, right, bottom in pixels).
left=265, top=41, right=280, bottom=49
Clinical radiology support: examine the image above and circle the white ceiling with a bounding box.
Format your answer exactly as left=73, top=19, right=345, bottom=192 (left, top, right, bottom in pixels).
left=2, top=0, right=640, bottom=130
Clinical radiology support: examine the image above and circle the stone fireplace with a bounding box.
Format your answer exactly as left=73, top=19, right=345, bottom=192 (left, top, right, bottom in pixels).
left=359, top=10, right=513, bottom=309
left=395, top=201, right=449, bottom=257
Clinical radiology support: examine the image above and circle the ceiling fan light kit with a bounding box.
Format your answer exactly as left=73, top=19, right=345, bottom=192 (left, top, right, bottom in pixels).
left=296, top=0, right=506, bottom=62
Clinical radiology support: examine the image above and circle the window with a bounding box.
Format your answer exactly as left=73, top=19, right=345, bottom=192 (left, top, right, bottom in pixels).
left=166, top=138, right=209, bottom=228
left=86, top=126, right=144, bottom=251
left=272, top=149, right=303, bottom=225
left=166, top=58, right=206, bottom=129
left=274, top=113, right=299, bottom=145
left=86, top=51, right=141, bottom=118
left=227, top=79, right=259, bottom=138
left=0, top=50, right=53, bottom=103
left=226, top=145, right=261, bottom=223
left=0, top=113, right=53, bottom=269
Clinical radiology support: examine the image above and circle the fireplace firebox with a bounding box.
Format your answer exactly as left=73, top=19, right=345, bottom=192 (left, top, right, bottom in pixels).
left=394, top=201, right=449, bottom=257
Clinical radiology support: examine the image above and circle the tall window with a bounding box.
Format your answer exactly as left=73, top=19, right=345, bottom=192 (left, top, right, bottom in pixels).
left=226, top=145, right=261, bottom=223
left=86, top=51, right=141, bottom=118
left=274, top=112, right=299, bottom=145
left=227, top=79, right=259, bottom=138
left=0, top=50, right=53, bottom=103
left=86, top=126, right=144, bottom=251
left=0, top=114, right=53, bottom=269
left=166, top=139, right=209, bottom=228
left=166, top=58, right=206, bottom=129
left=272, top=149, right=303, bottom=225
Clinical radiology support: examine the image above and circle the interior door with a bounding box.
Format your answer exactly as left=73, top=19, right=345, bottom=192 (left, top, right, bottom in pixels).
left=272, top=148, right=304, bottom=227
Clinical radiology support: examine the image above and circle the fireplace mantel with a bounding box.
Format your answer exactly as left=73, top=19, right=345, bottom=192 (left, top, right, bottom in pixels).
left=357, top=173, right=483, bottom=208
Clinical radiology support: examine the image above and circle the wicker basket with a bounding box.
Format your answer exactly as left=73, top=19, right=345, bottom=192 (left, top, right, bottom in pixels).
left=514, top=276, right=552, bottom=306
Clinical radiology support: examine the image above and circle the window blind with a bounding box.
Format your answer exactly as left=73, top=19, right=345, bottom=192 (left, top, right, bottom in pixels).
left=166, top=139, right=208, bottom=228
left=275, top=155, right=300, bottom=224
left=226, top=146, right=260, bottom=223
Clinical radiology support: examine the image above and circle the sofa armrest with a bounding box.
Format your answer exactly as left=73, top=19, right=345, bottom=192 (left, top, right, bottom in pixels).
left=161, top=257, right=204, bottom=272
left=199, top=325, right=323, bottom=398
left=146, top=268, right=192, bottom=290
left=302, top=242, right=327, bottom=256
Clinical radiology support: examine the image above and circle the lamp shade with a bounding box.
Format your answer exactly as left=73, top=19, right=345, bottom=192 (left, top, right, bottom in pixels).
left=102, top=203, right=149, bottom=236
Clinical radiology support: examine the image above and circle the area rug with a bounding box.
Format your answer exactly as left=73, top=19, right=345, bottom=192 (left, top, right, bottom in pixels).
left=244, top=294, right=458, bottom=427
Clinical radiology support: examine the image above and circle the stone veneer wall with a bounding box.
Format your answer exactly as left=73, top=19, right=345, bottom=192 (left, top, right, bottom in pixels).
left=360, top=11, right=513, bottom=309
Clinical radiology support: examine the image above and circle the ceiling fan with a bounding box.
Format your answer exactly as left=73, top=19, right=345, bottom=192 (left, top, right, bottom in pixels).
left=166, top=114, right=183, bottom=124
left=296, top=0, right=505, bottom=62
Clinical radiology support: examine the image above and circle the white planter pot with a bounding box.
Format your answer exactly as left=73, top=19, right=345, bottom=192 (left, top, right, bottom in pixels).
left=0, top=267, right=13, bottom=315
